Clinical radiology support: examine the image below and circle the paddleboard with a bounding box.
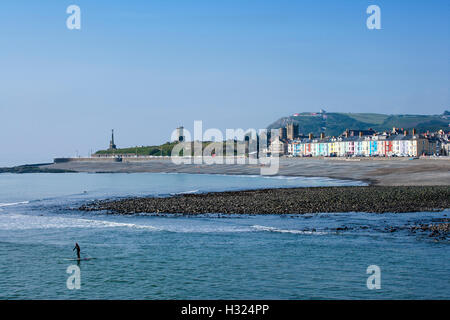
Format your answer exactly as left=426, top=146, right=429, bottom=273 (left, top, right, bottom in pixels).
left=63, top=257, right=95, bottom=261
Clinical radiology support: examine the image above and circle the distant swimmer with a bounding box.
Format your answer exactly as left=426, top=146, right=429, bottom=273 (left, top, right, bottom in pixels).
left=73, top=243, right=81, bottom=260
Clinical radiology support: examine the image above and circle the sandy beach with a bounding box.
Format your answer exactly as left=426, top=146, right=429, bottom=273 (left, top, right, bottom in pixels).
left=41, top=157, right=450, bottom=186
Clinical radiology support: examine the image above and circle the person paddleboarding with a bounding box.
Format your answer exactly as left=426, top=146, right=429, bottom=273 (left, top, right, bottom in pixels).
left=73, top=243, right=81, bottom=260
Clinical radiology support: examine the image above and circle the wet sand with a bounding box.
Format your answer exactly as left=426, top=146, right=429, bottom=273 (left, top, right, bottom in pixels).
left=42, top=158, right=450, bottom=186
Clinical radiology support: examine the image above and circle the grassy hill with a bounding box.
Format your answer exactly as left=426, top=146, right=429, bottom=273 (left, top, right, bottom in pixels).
left=95, top=141, right=248, bottom=156
left=267, top=111, right=449, bottom=137
left=95, top=142, right=178, bottom=156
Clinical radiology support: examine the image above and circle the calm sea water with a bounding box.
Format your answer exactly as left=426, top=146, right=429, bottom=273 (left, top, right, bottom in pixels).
left=0, top=173, right=448, bottom=299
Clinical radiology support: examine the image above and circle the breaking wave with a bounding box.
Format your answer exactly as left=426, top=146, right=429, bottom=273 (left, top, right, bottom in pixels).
left=170, top=190, right=199, bottom=195
left=251, top=225, right=327, bottom=235
left=0, top=213, right=160, bottom=231
left=0, top=213, right=252, bottom=234
left=0, top=201, right=29, bottom=207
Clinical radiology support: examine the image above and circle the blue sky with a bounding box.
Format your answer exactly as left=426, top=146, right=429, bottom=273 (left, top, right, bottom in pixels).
left=0, top=0, right=449, bottom=165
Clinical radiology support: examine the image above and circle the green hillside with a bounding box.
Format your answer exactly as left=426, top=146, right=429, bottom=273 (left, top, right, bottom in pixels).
left=95, top=141, right=248, bottom=156
left=344, top=113, right=389, bottom=125
left=267, top=111, right=449, bottom=137
left=95, top=142, right=178, bottom=156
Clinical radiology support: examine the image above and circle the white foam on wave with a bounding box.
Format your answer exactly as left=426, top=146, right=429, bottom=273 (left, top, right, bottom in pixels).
left=0, top=201, right=29, bottom=207
left=251, top=225, right=327, bottom=235
left=263, top=176, right=301, bottom=180
left=162, top=226, right=252, bottom=234
left=210, top=173, right=262, bottom=179
left=76, top=218, right=160, bottom=230
left=170, top=189, right=199, bottom=195
left=0, top=213, right=160, bottom=231
left=0, top=212, right=258, bottom=234
left=0, top=211, right=327, bottom=236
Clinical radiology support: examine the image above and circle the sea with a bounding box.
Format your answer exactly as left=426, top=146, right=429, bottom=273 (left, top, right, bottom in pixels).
left=0, top=172, right=448, bottom=299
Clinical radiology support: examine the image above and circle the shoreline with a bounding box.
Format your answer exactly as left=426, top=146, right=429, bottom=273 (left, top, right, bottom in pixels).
left=39, top=157, right=450, bottom=186
left=2, top=157, right=449, bottom=187
left=79, top=185, right=450, bottom=215
left=0, top=165, right=372, bottom=186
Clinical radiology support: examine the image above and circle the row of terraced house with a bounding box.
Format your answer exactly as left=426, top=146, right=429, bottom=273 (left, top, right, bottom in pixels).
left=270, top=128, right=450, bottom=157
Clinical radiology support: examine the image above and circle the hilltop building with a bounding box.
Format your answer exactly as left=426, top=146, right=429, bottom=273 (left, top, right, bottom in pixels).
left=109, top=129, right=117, bottom=150
left=176, top=126, right=185, bottom=142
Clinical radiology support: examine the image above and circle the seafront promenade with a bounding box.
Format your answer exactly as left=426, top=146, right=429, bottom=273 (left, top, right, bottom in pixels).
left=41, top=157, right=450, bottom=186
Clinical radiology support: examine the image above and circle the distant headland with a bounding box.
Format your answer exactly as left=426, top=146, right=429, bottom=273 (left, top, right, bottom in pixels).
left=267, top=110, right=450, bottom=137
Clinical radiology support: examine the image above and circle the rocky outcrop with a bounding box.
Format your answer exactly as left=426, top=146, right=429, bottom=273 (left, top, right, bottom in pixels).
left=79, top=186, right=450, bottom=215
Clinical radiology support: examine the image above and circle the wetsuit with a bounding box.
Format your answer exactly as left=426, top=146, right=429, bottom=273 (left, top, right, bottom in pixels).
left=73, top=243, right=81, bottom=259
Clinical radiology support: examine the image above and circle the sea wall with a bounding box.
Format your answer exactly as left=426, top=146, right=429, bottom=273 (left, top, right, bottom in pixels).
left=53, top=157, right=123, bottom=163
